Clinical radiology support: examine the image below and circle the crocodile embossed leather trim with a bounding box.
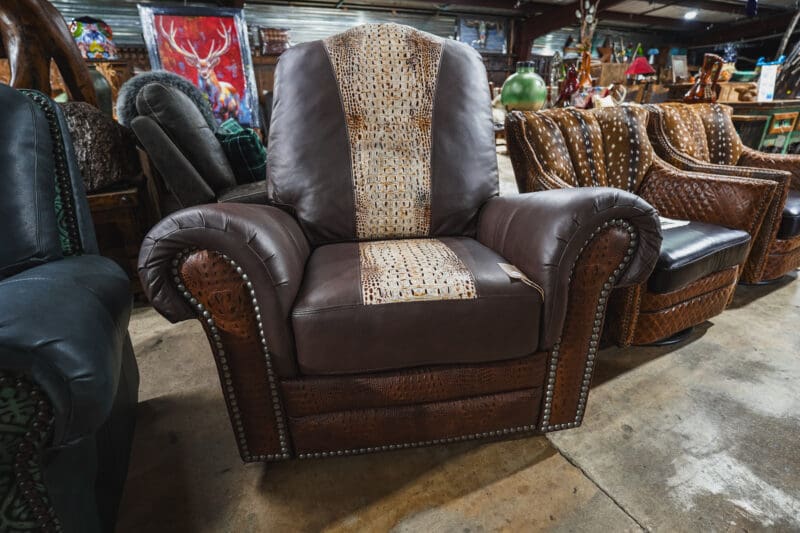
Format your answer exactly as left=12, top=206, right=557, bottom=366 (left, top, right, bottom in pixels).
left=173, top=250, right=290, bottom=461
left=323, top=24, right=443, bottom=240
left=359, top=239, right=477, bottom=305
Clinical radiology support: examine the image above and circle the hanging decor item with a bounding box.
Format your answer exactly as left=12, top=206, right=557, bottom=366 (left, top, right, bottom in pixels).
left=70, top=17, right=118, bottom=60
left=745, top=0, right=758, bottom=18
left=684, top=53, right=724, bottom=103
left=139, top=5, right=259, bottom=127
left=500, top=61, right=547, bottom=111
left=575, top=0, right=601, bottom=87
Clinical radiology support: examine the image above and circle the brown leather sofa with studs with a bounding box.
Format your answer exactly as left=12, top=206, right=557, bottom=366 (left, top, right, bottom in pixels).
left=645, top=102, right=800, bottom=283
left=506, top=105, right=777, bottom=346
left=137, top=24, right=663, bottom=462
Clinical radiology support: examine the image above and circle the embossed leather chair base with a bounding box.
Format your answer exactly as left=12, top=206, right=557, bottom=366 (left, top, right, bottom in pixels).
left=762, top=235, right=800, bottom=282
left=281, top=356, right=545, bottom=457
left=609, top=265, right=739, bottom=346
left=648, top=326, right=694, bottom=346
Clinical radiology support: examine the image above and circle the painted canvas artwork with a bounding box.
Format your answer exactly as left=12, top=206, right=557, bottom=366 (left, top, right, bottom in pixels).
left=140, top=6, right=259, bottom=127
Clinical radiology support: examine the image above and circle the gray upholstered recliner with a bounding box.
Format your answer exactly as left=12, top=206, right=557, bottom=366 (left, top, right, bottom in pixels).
left=130, top=82, right=267, bottom=212
left=0, top=84, right=139, bottom=533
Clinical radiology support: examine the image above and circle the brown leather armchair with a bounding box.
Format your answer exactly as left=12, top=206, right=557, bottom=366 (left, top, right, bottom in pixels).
left=645, top=102, right=799, bottom=283
left=138, top=24, right=662, bottom=462
left=506, top=105, right=777, bottom=346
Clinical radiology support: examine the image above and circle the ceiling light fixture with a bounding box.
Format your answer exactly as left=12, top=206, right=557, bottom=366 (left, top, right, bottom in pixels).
left=684, top=10, right=698, bottom=19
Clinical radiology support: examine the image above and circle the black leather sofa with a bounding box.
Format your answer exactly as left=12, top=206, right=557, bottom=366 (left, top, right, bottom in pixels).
left=0, top=84, right=138, bottom=532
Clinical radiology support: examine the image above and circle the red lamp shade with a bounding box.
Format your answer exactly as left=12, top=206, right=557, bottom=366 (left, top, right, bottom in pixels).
left=626, top=57, right=656, bottom=76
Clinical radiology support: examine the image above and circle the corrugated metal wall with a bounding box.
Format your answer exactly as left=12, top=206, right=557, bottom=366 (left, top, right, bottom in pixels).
left=51, top=1, right=659, bottom=54
left=51, top=1, right=457, bottom=46
left=244, top=5, right=456, bottom=43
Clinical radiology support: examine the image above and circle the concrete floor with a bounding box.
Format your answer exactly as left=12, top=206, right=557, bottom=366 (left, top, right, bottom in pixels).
left=116, top=154, right=800, bottom=532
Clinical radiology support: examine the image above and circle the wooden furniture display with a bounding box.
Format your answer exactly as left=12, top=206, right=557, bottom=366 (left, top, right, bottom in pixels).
left=88, top=187, right=148, bottom=296
left=253, top=54, right=279, bottom=94
left=717, top=82, right=758, bottom=103
left=729, top=100, right=800, bottom=154
left=732, top=114, right=771, bottom=149
left=91, top=60, right=134, bottom=114
left=0, top=0, right=97, bottom=105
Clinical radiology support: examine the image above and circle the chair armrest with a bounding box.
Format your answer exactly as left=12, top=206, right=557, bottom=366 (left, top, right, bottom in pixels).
left=0, top=256, right=131, bottom=445
left=739, top=147, right=800, bottom=190
left=478, top=187, right=661, bottom=349
left=138, top=203, right=310, bottom=376
left=641, top=160, right=777, bottom=238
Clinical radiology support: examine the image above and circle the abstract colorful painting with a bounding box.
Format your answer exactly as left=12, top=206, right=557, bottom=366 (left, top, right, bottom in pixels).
left=139, top=6, right=259, bottom=127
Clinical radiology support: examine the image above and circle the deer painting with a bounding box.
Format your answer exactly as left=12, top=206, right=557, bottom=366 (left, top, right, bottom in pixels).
left=159, top=19, right=242, bottom=122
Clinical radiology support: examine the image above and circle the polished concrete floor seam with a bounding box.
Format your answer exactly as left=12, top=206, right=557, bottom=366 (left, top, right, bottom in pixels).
left=549, top=440, right=648, bottom=532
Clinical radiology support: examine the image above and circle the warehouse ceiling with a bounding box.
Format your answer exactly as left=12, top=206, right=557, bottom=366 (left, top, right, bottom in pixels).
left=48, top=0, right=800, bottom=48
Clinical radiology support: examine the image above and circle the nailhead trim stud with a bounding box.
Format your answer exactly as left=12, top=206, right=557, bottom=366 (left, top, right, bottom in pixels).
left=296, top=424, right=537, bottom=459
left=173, top=250, right=290, bottom=461
left=540, top=219, right=638, bottom=432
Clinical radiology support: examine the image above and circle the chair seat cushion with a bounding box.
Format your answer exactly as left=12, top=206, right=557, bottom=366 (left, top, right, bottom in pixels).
left=292, top=237, right=542, bottom=375
left=777, top=189, right=800, bottom=240
left=648, top=219, right=750, bottom=293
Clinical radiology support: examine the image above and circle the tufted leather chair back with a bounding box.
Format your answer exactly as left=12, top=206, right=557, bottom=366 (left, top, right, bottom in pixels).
left=0, top=84, right=97, bottom=279
left=267, top=24, right=499, bottom=246
left=648, top=103, right=744, bottom=166
left=510, top=105, right=654, bottom=193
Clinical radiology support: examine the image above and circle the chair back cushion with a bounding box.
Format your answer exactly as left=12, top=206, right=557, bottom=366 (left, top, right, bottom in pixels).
left=656, top=103, right=711, bottom=161
left=542, top=109, right=606, bottom=187
left=655, top=103, right=743, bottom=166
left=591, top=106, right=654, bottom=191
left=518, top=105, right=653, bottom=192
left=135, top=82, right=236, bottom=192
left=268, top=23, right=498, bottom=246
left=693, top=104, right=744, bottom=166
left=0, top=85, right=63, bottom=278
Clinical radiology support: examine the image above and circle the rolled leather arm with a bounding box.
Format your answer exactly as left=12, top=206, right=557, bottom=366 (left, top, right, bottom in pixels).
left=138, top=203, right=310, bottom=376
left=0, top=256, right=131, bottom=445
left=738, top=147, right=800, bottom=190
left=641, top=159, right=778, bottom=237
left=478, top=187, right=661, bottom=349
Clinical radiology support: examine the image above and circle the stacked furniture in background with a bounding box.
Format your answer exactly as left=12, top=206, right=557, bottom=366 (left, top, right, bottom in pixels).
left=137, top=24, right=662, bottom=462
left=128, top=80, right=267, bottom=213
left=646, top=102, right=800, bottom=283
left=506, top=105, right=776, bottom=346
left=0, top=84, right=138, bottom=533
